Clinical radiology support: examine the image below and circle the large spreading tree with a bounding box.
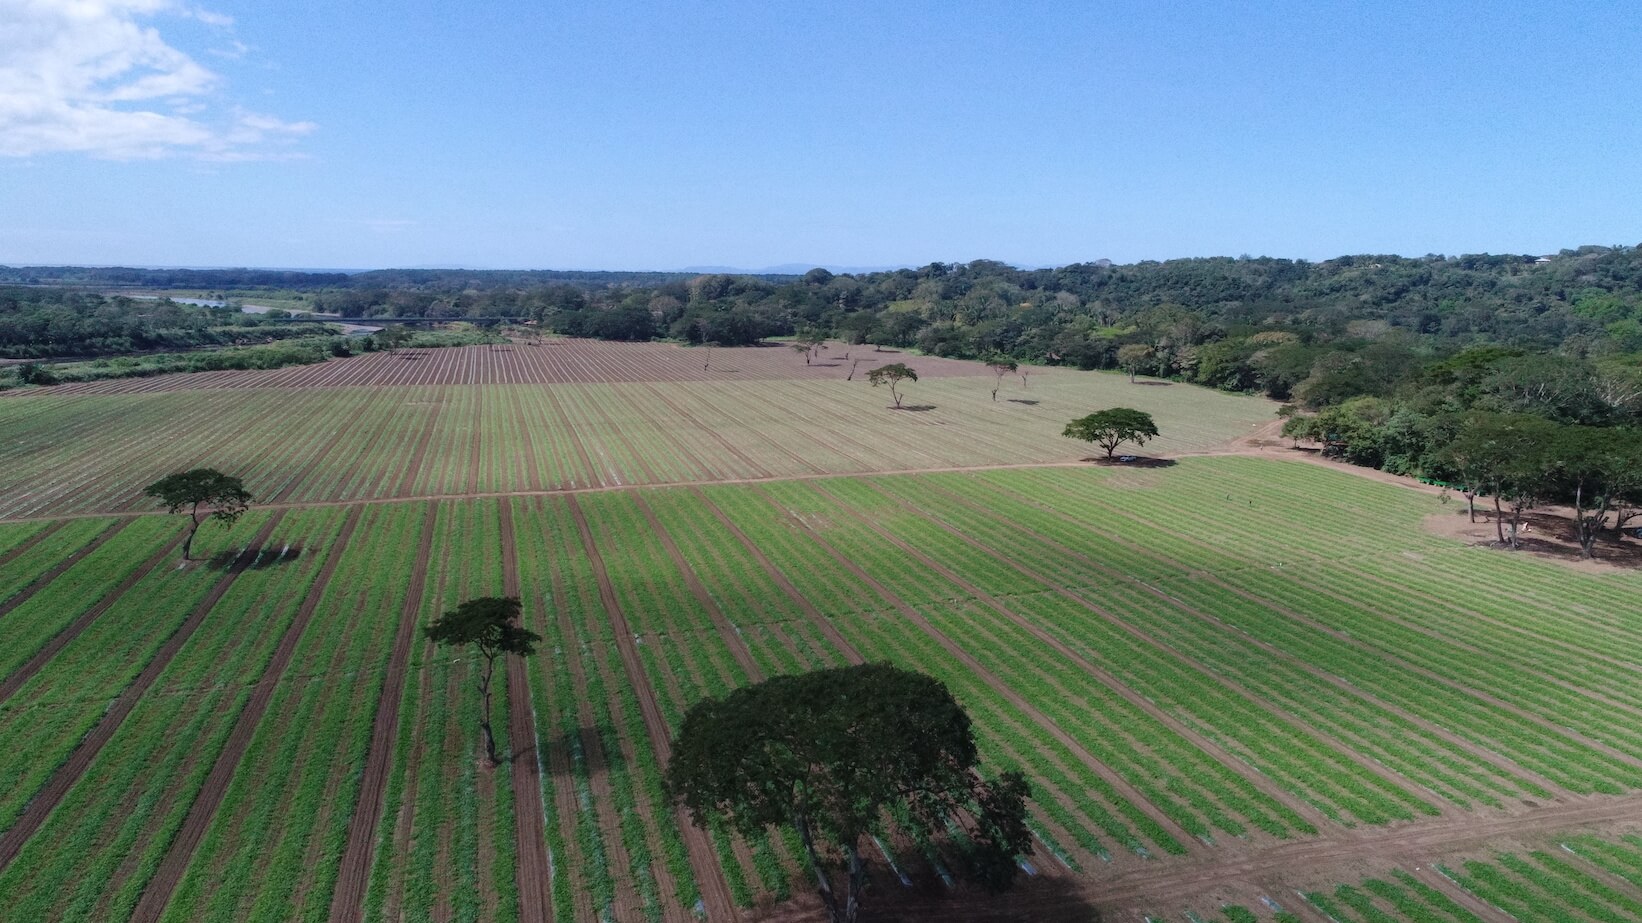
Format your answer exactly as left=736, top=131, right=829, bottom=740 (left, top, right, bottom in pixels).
left=866, top=362, right=918, bottom=409
left=143, top=468, right=253, bottom=561
left=424, top=596, right=541, bottom=765
left=1064, top=408, right=1160, bottom=459
left=667, top=663, right=1032, bottom=923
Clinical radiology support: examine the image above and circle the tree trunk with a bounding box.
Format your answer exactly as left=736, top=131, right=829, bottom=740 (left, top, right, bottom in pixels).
left=843, top=841, right=867, bottom=923
left=794, top=813, right=843, bottom=923
left=1465, top=490, right=1476, bottom=524
left=1493, top=495, right=1506, bottom=545
left=479, top=651, right=500, bottom=765
left=184, top=502, right=205, bottom=561
left=991, top=387, right=998, bottom=401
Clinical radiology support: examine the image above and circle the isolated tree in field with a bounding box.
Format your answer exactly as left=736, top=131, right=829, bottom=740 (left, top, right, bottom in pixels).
left=867, top=362, right=918, bottom=408
left=144, top=469, right=253, bottom=561
left=1117, top=343, right=1155, bottom=383
left=667, top=663, right=1032, bottom=923
left=846, top=357, right=866, bottom=381
left=987, top=357, right=1017, bottom=401
left=424, top=596, right=540, bottom=766
left=1064, top=408, right=1160, bottom=459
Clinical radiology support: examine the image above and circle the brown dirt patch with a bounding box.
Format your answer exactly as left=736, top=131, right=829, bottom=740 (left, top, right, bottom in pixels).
left=21, top=340, right=998, bottom=395
left=1423, top=508, right=1642, bottom=574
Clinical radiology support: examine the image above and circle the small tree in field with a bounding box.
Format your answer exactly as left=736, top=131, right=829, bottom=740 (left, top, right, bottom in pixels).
left=1064, top=408, right=1160, bottom=459
left=144, top=469, right=253, bottom=561
left=424, top=597, right=541, bottom=765
left=667, top=663, right=1032, bottom=923
left=867, top=362, right=918, bottom=408
left=1117, top=343, right=1155, bottom=382
left=986, top=357, right=1018, bottom=401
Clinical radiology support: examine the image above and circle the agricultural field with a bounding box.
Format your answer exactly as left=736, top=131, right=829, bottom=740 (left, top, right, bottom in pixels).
left=0, top=342, right=1267, bottom=519
left=2, top=339, right=1641, bottom=922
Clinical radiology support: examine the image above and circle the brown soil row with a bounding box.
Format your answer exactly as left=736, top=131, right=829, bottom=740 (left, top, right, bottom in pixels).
left=973, top=476, right=1571, bottom=805
left=633, top=495, right=762, bottom=681
left=128, top=506, right=363, bottom=922
left=565, top=495, right=740, bottom=923
left=328, top=502, right=437, bottom=923
left=689, top=488, right=864, bottom=665
left=498, top=499, right=556, bottom=923
left=19, top=341, right=994, bottom=395
left=999, top=474, right=1639, bottom=792
left=0, top=511, right=286, bottom=871
left=0, top=460, right=1105, bottom=528
left=747, top=483, right=1200, bottom=852
left=829, top=479, right=1336, bottom=835
left=0, top=530, right=186, bottom=704
left=1088, top=790, right=1642, bottom=915
left=0, top=518, right=128, bottom=618
left=395, top=394, right=447, bottom=497
left=0, top=520, right=64, bottom=567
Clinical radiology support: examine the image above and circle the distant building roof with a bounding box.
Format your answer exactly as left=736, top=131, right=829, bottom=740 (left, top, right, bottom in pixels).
left=1534, top=257, right=1552, bottom=263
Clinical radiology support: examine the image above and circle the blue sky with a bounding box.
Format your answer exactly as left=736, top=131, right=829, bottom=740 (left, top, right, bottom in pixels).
left=1, top=0, right=1638, bottom=271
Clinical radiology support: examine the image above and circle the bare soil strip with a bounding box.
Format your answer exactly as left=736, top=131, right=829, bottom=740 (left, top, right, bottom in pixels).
left=748, top=483, right=1199, bottom=850
left=328, top=502, right=437, bottom=923
left=565, top=495, right=739, bottom=923
left=643, top=384, right=774, bottom=480
left=0, top=460, right=1105, bottom=527
left=632, top=495, right=762, bottom=681
left=829, top=480, right=1335, bottom=834
left=395, top=395, right=446, bottom=497
left=1089, top=791, right=1642, bottom=913
left=0, top=518, right=128, bottom=618
left=0, top=530, right=186, bottom=704
left=972, top=478, right=1577, bottom=803
left=499, top=499, right=556, bottom=923
left=905, top=480, right=1475, bottom=804
left=271, top=417, right=357, bottom=503
left=0, top=512, right=286, bottom=871
left=128, top=506, right=363, bottom=923
left=17, top=342, right=992, bottom=395
left=0, top=520, right=64, bottom=567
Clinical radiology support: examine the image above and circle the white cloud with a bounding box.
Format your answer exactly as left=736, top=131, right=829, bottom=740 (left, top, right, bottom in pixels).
left=0, top=0, right=313, bottom=159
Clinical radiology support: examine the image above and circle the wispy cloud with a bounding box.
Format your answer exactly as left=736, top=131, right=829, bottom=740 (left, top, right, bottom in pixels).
left=0, top=0, right=314, bottom=160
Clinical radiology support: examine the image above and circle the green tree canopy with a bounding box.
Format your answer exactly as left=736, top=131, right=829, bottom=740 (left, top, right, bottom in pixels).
left=1063, top=408, right=1160, bottom=459
left=666, top=663, right=1032, bottom=923
left=424, top=596, right=540, bottom=765
left=143, top=468, right=253, bottom=561
left=866, top=362, right=918, bottom=408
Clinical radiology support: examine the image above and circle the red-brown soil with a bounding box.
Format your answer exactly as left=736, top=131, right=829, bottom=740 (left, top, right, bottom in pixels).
left=25, top=341, right=991, bottom=395
left=498, top=499, right=555, bottom=923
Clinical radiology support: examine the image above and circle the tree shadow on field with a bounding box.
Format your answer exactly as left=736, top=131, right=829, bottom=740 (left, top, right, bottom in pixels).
left=204, top=545, right=305, bottom=571
left=540, top=726, right=628, bottom=774
left=1131, top=380, right=1172, bottom=386
left=891, top=404, right=938, bottom=412
left=752, top=869, right=1102, bottom=923
left=1085, top=456, right=1177, bottom=468
left=1006, top=399, right=1040, bottom=406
